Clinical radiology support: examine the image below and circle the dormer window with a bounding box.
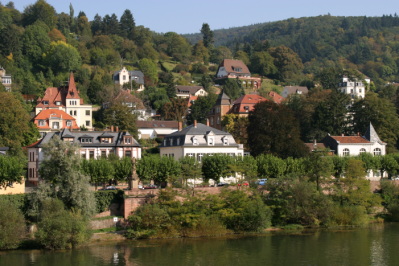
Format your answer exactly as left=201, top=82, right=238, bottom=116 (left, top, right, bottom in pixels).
left=124, top=137, right=132, bottom=144
left=177, top=138, right=180, bottom=145
left=80, top=138, right=93, bottom=143
left=223, top=136, right=229, bottom=145
left=169, top=138, right=173, bottom=146
left=39, top=120, right=45, bottom=126
left=56, top=101, right=61, bottom=106
left=192, top=137, right=198, bottom=145
left=208, top=137, right=214, bottom=146
left=66, top=120, right=72, bottom=127
left=43, top=100, right=49, bottom=105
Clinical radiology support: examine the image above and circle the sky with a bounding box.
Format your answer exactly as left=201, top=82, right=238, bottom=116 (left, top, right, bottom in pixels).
left=10, top=0, right=399, bottom=34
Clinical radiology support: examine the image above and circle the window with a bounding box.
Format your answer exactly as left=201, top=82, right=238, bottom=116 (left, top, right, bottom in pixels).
left=169, top=138, right=173, bottom=146
left=86, top=120, right=90, bottom=126
left=29, top=152, right=35, bottom=162
left=197, top=153, right=204, bottom=162
left=124, top=137, right=132, bottom=144
left=177, top=138, right=180, bottom=145
left=101, top=150, right=107, bottom=157
left=223, top=137, right=229, bottom=145
left=193, top=137, right=198, bottom=145
left=66, top=120, right=72, bottom=127
left=123, top=75, right=127, bottom=81
left=74, top=111, right=77, bottom=116
left=125, top=150, right=132, bottom=157
left=86, top=110, right=90, bottom=116
left=374, top=148, right=381, bottom=156
left=52, top=122, right=59, bottom=129
left=70, top=111, right=73, bottom=115
left=187, top=153, right=194, bottom=157
left=89, top=151, right=94, bottom=159
left=43, top=100, right=49, bottom=105
left=81, top=138, right=93, bottom=143
left=81, top=151, right=86, bottom=159
left=343, top=148, right=350, bottom=156
left=217, top=117, right=220, bottom=125
left=39, top=120, right=45, bottom=126
left=359, top=148, right=366, bottom=154
left=208, top=137, right=214, bottom=146
left=56, top=101, right=61, bottom=106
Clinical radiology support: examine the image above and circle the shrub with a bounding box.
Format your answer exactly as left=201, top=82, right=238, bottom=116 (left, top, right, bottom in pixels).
left=0, top=200, right=26, bottom=250
left=35, top=199, right=91, bottom=249
left=94, top=190, right=124, bottom=213
left=329, top=205, right=369, bottom=226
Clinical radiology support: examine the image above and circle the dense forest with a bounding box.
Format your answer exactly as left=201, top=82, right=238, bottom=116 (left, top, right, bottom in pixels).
left=3, top=0, right=399, bottom=154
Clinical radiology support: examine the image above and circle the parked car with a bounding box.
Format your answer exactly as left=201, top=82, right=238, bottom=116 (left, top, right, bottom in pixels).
left=217, top=182, right=229, bottom=187
left=238, top=181, right=249, bottom=186
left=256, top=179, right=268, bottom=185
left=142, top=184, right=158, bottom=189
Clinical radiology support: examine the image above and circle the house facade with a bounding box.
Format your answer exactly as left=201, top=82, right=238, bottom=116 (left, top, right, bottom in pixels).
left=33, top=109, right=80, bottom=135
left=229, top=94, right=268, bottom=117
left=113, top=67, right=145, bottom=91
left=281, top=86, right=308, bottom=98
left=215, top=59, right=261, bottom=90
left=338, top=75, right=370, bottom=99
left=175, top=85, right=208, bottom=98
left=35, top=73, right=93, bottom=130
left=159, top=121, right=244, bottom=161
left=26, top=128, right=141, bottom=185
left=0, top=66, right=12, bottom=91
left=208, top=91, right=232, bottom=130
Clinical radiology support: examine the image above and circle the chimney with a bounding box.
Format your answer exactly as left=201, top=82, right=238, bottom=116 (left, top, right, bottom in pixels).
left=111, top=125, right=114, bottom=132
left=342, top=134, right=344, bottom=137
left=194, top=120, right=197, bottom=128
left=206, top=118, right=210, bottom=127
left=178, top=121, right=182, bottom=131
left=116, top=126, right=119, bottom=132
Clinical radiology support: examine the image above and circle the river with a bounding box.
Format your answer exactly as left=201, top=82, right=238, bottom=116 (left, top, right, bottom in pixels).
left=1, top=223, right=399, bottom=266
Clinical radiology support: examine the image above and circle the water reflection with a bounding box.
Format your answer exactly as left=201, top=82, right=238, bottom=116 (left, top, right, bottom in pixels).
left=2, top=224, right=399, bottom=266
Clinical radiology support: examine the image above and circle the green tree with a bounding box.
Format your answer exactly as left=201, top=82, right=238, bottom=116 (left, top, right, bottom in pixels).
left=186, top=93, right=217, bottom=124
left=256, top=154, right=286, bottom=179
left=22, top=0, right=57, bottom=28
left=345, top=158, right=366, bottom=179
left=202, top=154, right=234, bottom=183
left=0, top=92, right=39, bottom=155
left=179, top=156, right=202, bottom=187
left=161, top=97, right=188, bottom=122
left=22, top=21, right=51, bottom=67
left=268, top=45, right=304, bottom=81
left=136, top=154, right=159, bottom=184
left=201, top=23, right=214, bottom=48
left=119, top=9, right=135, bottom=40
left=223, top=78, right=244, bottom=100
left=81, top=158, right=115, bottom=189
left=250, top=51, right=277, bottom=77
left=44, top=41, right=81, bottom=74
left=248, top=101, right=309, bottom=158
left=138, top=58, right=158, bottom=86
left=0, top=199, right=26, bottom=249
left=103, top=103, right=138, bottom=137
left=37, top=136, right=96, bottom=217
left=0, top=155, right=25, bottom=189
left=305, top=153, right=334, bottom=191
left=352, top=92, right=399, bottom=152
left=35, top=199, right=91, bottom=250
left=113, top=157, right=133, bottom=183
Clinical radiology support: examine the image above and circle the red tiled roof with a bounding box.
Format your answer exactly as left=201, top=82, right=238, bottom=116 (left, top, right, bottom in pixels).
left=220, top=59, right=250, bottom=75
left=66, top=72, right=79, bottom=99
left=36, top=87, right=64, bottom=108
left=35, top=109, right=75, bottom=120
left=330, top=136, right=370, bottom=144
left=268, top=91, right=284, bottom=104
left=230, top=94, right=268, bottom=114
left=187, top=95, right=198, bottom=107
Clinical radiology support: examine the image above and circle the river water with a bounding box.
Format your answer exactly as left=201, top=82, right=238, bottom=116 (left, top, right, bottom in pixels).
left=1, top=223, right=399, bottom=266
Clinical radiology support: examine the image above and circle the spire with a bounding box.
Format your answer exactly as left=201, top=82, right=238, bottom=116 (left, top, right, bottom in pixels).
left=364, top=122, right=381, bottom=143
left=66, top=72, right=79, bottom=99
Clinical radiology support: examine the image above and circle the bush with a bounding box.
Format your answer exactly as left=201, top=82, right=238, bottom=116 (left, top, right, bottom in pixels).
left=0, top=194, right=29, bottom=215
left=329, top=205, right=369, bottom=226
left=35, top=199, right=91, bottom=249
left=94, top=190, right=124, bottom=213
left=0, top=200, right=26, bottom=250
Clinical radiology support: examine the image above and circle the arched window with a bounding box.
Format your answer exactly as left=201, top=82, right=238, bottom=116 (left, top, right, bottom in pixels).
left=373, top=148, right=381, bottom=156
left=343, top=148, right=350, bottom=156
left=359, top=148, right=366, bottom=154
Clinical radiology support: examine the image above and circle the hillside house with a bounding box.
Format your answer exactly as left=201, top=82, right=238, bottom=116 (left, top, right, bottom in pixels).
left=0, top=66, right=12, bottom=92
left=215, top=59, right=261, bottom=90
left=113, top=67, right=145, bottom=91
left=35, top=73, right=93, bottom=130
left=26, top=128, right=141, bottom=185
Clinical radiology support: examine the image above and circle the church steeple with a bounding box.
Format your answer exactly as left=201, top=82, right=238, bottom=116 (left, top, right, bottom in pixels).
left=364, top=122, right=382, bottom=143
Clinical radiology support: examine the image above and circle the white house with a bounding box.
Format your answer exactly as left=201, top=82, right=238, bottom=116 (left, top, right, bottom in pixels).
left=338, top=75, right=370, bottom=99
left=137, top=121, right=179, bottom=139
left=175, top=85, right=208, bottom=98
left=321, top=123, right=386, bottom=180
left=159, top=121, right=244, bottom=161
left=0, top=66, right=12, bottom=91
left=26, top=128, right=141, bottom=185
left=113, top=67, right=145, bottom=91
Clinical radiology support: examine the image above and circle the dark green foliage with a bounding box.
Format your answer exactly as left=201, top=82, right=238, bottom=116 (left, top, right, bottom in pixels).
left=186, top=93, right=217, bottom=124
left=94, top=190, right=125, bottom=213
left=0, top=199, right=26, bottom=249
left=222, top=78, right=244, bottom=100
left=200, top=23, right=214, bottom=48
left=201, top=154, right=234, bottom=183
left=248, top=101, right=309, bottom=158
left=0, top=155, right=25, bottom=189
left=35, top=199, right=91, bottom=250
